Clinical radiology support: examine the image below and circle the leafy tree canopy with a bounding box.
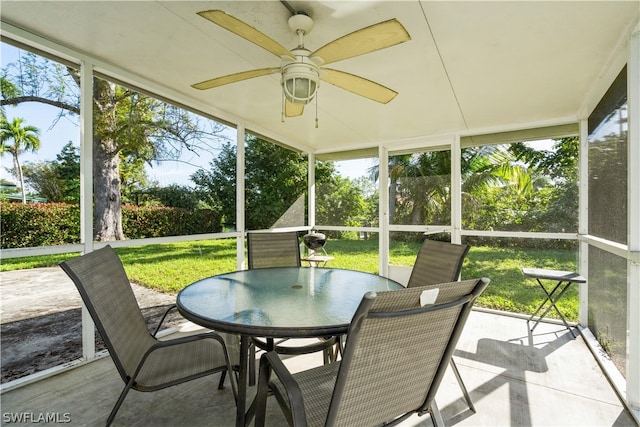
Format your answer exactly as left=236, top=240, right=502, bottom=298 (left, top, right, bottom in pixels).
left=192, top=135, right=341, bottom=230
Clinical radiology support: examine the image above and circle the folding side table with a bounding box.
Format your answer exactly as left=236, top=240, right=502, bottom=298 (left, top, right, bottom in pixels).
left=522, top=267, right=586, bottom=338
left=301, top=254, right=334, bottom=267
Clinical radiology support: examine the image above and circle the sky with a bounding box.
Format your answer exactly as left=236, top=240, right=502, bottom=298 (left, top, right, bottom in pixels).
left=0, top=100, right=223, bottom=188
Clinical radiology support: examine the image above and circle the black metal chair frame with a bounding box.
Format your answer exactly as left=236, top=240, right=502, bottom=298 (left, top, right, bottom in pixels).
left=60, top=246, right=237, bottom=426
left=255, top=278, right=490, bottom=427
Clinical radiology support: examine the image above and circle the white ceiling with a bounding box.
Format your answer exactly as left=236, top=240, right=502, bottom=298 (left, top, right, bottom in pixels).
left=1, top=1, right=638, bottom=154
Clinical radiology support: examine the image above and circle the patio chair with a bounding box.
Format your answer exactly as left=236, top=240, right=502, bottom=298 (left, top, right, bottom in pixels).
left=407, top=239, right=470, bottom=288
left=247, top=230, right=302, bottom=269
left=407, top=238, right=475, bottom=411
left=246, top=232, right=339, bottom=375
left=59, top=246, right=237, bottom=426
left=255, top=277, right=490, bottom=427
left=407, top=239, right=476, bottom=412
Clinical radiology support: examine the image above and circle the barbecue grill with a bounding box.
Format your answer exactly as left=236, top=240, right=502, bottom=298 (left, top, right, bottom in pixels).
left=301, top=230, right=333, bottom=266
left=303, top=231, right=326, bottom=250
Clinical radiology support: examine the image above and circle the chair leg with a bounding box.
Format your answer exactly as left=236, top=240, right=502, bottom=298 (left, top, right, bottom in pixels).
left=327, top=338, right=341, bottom=362
left=323, top=345, right=332, bottom=364
left=337, top=336, right=344, bottom=360
left=254, top=358, right=271, bottom=427
left=450, top=358, right=475, bottom=412
left=429, top=401, right=445, bottom=427
left=218, top=370, right=227, bottom=389
left=249, top=344, right=257, bottom=386
left=106, top=380, right=134, bottom=426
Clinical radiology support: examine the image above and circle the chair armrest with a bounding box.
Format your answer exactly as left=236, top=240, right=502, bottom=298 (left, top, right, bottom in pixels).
left=129, top=332, right=237, bottom=400
left=154, top=331, right=227, bottom=348
left=255, top=351, right=308, bottom=427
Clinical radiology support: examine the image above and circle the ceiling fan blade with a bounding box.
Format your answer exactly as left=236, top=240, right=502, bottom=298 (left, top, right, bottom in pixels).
left=192, top=68, right=280, bottom=90
left=198, top=10, right=294, bottom=59
left=285, top=99, right=304, bottom=117
left=310, top=19, right=410, bottom=66
left=320, top=68, right=398, bottom=104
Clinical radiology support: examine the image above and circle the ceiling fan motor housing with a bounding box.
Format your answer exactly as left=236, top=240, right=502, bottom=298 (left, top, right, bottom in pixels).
left=288, top=13, right=314, bottom=35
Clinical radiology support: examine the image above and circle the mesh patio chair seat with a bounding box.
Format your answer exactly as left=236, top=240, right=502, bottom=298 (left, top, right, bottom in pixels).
left=406, top=238, right=475, bottom=411
left=247, top=231, right=303, bottom=270
left=406, top=239, right=470, bottom=288
left=246, top=232, right=339, bottom=371
left=59, top=246, right=238, bottom=426
left=255, top=277, right=490, bottom=427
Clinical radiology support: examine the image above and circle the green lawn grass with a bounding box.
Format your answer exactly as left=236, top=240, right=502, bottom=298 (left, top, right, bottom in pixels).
left=0, top=239, right=579, bottom=321
left=464, top=245, right=578, bottom=321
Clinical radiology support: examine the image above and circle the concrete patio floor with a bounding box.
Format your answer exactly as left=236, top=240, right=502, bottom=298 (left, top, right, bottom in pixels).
left=1, top=309, right=636, bottom=426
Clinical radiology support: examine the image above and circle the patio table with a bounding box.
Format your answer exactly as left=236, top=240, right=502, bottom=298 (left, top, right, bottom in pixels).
left=522, top=267, right=586, bottom=338
left=176, top=267, right=403, bottom=427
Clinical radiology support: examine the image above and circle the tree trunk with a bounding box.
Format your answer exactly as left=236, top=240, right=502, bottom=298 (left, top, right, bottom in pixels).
left=410, top=199, right=425, bottom=225
left=13, top=153, right=26, bottom=204
left=93, top=136, right=123, bottom=241
left=389, top=180, right=397, bottom=223
left=92, top=79, right=124, bottom=241
left=410, top=206, right=421, bottom=225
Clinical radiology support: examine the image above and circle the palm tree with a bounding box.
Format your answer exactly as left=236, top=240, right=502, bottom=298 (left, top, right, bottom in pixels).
left=367, top=154, right=413, bottom=223
left=368, top=147, right=533, bottom=227
left=0, top=117, right=41, bottom=203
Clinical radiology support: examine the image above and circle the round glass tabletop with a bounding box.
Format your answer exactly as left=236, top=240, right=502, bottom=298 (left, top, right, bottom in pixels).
left=177, top=267, right=403, bottom=337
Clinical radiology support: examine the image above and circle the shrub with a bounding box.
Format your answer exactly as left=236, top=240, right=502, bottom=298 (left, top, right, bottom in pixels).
left=121, top=205, right=222, bottom=238
left=0, top=202, right=80, bottom=248
left=0, top=202, right=222, bottom=248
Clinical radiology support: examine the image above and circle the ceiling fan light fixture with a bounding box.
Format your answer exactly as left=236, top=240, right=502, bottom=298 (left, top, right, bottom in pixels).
left=282, top=61, right=319, bottom=104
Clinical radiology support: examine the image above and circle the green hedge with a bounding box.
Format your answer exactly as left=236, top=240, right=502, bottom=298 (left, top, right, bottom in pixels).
left=122, top=205, right=222, bottom=238
left=1, top=202, right=79, bottom=248
left=0, top=202, right=222, bottom=249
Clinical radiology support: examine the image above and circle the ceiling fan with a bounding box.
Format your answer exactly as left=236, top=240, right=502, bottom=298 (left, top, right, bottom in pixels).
left=192, top=9, right=411, bottom=120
